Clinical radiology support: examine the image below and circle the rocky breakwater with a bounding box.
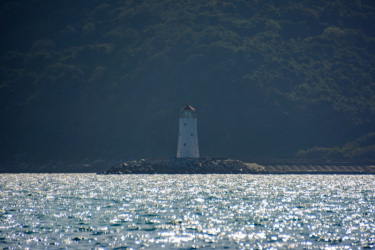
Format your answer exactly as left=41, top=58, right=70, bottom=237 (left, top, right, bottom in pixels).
left=99, top=158, right=265, bottom=174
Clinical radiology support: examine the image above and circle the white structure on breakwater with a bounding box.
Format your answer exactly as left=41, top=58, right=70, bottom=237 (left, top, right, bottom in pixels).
left=177, top=104, right=199, bottom=158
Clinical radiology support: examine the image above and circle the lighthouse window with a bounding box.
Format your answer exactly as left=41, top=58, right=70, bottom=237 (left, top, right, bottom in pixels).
left=184, top=123, right=186, bottom=126
left=184, top=143, right=186, bottom=146
left=191, top=133, right=193, bottom=136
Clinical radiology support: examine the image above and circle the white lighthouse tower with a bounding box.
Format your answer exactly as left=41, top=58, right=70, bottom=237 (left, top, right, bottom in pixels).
left=177, top=104, right=199, bottom=158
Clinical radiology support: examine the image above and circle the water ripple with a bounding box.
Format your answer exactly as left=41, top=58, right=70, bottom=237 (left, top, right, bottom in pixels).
left=0, top=174, right=374, bottom=249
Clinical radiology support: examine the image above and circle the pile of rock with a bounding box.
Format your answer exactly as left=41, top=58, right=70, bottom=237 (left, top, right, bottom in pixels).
left=99, top=158, right=265, bottom=174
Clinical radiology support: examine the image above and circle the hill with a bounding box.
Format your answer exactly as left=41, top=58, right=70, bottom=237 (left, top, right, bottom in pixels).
left=1, top=0, right=375, bottom=170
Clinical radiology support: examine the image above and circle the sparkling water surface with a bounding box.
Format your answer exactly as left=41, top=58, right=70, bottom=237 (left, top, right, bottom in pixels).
left=1, top=174, right=374, bottom=249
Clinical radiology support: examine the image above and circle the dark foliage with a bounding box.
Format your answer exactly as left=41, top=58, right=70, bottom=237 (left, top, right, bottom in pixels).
left=1, top=0, right=375, bottom=166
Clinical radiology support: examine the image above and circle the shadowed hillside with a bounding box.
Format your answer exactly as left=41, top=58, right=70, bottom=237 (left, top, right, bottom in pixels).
left=1, top=0, right=375, bottom=170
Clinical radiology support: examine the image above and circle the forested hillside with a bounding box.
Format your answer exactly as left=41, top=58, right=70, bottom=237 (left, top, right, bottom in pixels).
left=1, top=0, right=375, bottom=167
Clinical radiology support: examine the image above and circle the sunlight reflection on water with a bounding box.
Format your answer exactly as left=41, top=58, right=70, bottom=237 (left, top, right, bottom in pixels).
left=0, top=174, right=374, bottom=249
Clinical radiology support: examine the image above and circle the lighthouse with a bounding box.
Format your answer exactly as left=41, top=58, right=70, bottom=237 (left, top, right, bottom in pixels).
left=177, top=104, right=199, bottom=158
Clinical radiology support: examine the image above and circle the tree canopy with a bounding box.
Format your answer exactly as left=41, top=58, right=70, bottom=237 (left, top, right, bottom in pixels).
left=1, top=0, right=375, bottom=165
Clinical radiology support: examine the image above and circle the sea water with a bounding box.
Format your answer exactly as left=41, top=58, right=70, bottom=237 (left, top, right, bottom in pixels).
left=0, top=174, right=374, bottom=249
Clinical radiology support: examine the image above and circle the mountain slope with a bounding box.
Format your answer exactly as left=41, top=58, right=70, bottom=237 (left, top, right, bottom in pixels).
left=1, top=0, right=375, bottom=166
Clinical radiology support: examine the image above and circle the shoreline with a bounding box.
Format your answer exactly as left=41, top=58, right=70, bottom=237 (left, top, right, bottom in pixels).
left=99, top=158, right=375, bottom=175
left=1, top=158, right=374, bottom=174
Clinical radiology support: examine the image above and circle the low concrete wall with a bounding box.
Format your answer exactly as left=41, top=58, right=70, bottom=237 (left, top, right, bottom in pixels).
left=259, top=163, right=375, bottom=174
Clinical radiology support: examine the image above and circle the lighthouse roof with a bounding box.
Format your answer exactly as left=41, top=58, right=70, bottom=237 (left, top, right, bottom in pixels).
left=181, top=104, right=195, bottom=111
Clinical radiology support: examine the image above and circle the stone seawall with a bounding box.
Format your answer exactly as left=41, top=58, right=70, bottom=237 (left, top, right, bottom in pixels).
left=99, top=158, right=265, bottom=174
left=99, top=158, right=375, bottom=174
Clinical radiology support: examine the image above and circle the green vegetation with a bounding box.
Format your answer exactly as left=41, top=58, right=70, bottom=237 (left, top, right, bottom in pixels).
left=1, top=0, right=375, bottom=164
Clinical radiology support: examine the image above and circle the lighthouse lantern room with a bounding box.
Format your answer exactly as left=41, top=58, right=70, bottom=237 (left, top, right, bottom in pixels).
left=177, top=104, right=199, bottom=158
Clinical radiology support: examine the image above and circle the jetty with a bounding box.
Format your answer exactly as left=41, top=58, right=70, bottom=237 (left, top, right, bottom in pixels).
left=98, top=158, right=375, bottom=174
left=99, top=105, right=375, bottom=175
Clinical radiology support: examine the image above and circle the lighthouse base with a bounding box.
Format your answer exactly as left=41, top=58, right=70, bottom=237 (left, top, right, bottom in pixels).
left=99, top=158, right=264, bottom=174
